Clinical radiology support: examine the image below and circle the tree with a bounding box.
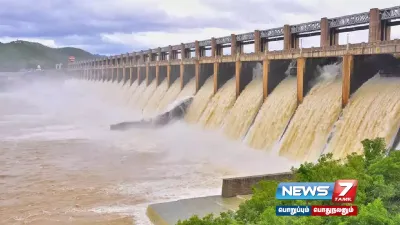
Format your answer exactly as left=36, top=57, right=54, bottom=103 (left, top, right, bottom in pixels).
left=177, top=138, right=400, bottom=225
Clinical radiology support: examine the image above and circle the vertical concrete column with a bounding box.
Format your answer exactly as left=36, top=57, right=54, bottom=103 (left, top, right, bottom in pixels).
left=168, top=45, right=173, bottom=60
left=122, top=55, right=126, bottom=83
left=231, top=34, right=237, bottom=55
left=156, top=62, right=160, bottom=86
left=180, top=63, right=184, bottom=89
left=369, top=8, right=381, bottom=43
left=283, top=25, right=292, bottom=50
left=320, top=18, right=330, bottom=48
left=148, top=49, right=153, bottom=62
left=195, top=60, right=200, bottom=92
left=254, top=30, right=261, bottom=54
left=342, top=54, right=353, bottom=107
left=195, top=41, right=200, bottom=59
left=167, top=63, right=171, bottom=88
left=235, top=59, right=242, bottom=98
left=146, top=62, right=150, bottom=86
left=297, top=57, right=305, bottom=104
left=111, top=58, right=115, bottom=82
left=180, top=43, right=185, bottom=89
left=180, top=43, right=187, bottom=59
left=213, top=62, right=219, bottom=94
left=211, top=38, right=217, bottom=57
left=263, top=59, right=270, bottom=100
left=117, top=56, right=121, bottom=82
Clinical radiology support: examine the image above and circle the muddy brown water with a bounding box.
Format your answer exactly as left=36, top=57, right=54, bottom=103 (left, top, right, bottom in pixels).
left=0, top=73, right=296, bottom=224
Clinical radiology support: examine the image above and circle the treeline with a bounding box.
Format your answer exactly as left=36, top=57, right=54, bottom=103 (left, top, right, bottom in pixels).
left=178, top=138, right=400, bottom=225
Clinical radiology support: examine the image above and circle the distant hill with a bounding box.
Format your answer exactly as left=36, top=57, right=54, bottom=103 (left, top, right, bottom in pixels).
left=0, top=40, right=102, bottom=72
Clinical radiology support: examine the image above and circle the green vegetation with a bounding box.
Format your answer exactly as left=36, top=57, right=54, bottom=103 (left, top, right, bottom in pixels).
left=0, top=40, right=100, bottom=71
left=177, top=138, right=400, bottom=225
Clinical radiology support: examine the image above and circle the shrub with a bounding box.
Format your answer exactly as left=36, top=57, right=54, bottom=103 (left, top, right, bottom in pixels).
left=177, top=138, right=400, bottom=225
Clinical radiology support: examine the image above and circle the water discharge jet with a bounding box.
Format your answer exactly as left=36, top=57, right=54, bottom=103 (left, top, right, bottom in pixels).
left=110, top=96, right=194, bottom=130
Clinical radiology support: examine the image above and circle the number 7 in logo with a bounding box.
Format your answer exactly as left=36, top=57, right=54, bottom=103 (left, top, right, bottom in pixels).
left=332, top=180, right=358, bottom=203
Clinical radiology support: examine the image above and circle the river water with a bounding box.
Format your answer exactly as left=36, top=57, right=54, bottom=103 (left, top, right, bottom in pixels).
left=0, top=73, right=296, bottom=225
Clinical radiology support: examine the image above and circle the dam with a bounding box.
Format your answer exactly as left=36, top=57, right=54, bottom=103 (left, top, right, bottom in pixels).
left=1, top=5, right=400, bottom=225
left=65, top=6, right=400, bottom=224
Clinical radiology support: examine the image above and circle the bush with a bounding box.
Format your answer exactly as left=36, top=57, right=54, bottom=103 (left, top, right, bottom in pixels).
left=177, top=138, right=400, bottom=225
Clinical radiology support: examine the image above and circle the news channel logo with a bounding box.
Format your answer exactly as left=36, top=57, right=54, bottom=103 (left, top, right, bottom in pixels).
left=275, top=180, right=358, bottom=203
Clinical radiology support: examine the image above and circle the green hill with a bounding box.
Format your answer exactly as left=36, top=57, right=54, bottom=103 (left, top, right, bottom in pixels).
left=0, top=40, right=101, bottom=72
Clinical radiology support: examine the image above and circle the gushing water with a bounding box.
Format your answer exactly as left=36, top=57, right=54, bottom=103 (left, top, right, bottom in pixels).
left=246, top=76, right=298, bottom=150
left=0, top=73, right=297, bottom=225
left=128, top=81, right=147, bottom=108
left=136, top=80, right=157, bottom=110
left=198, top=77, right=237, bottom=129
left=125, top=81, right=138, bottom=104
left=278, top=63, right=343, bottom=162
left=176, top=78, right=196, bottom=100
left=324, top=75, right=400, bottom=158
left=143, top=79, right=169, bottom=115
left=223, top=64, right=264, bottom=140
left=185, top=76, right=214, bottom=123
left=157, top=79, right=182, bottom=112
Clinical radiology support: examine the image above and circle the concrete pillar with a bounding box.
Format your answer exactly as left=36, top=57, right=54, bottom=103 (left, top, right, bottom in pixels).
left=181, top=43, right=187, bottom=59
left=283, top=25, right=293, bottom=50
left=146, top=63, right=150, bottom=86
left=129, top=67, right=133, bottom=83
left=231, top=34, right=237, bottom=55
left=320, top=18, right=332, bottom=48
left=254, top=30, right=261, bottom=54
left=211, top=38, right=217, bottom=57
left=195, top=60, right=200, bottom=92
left=155, top=64, right=159, bottom=86
left=213, top=62, right=219, bottom=94
left=168, top=45, right=173, bottom=60
left=342, top=54, right=353, bottom=107
left=263, top=59, right=270, bottom=100
left=137, top=66, right=141, bottom=85
left=297, top=57, right=305, bottom=104
left=111, top=59, right=115, bottom=81
left=122, top=62, right=126, bottom=83
left=167, top=64, right=171, bottom=88
left=195, top=41, right=200, bottom=59
left=369, top=8, right=381, bottom=43
left=180, top=63, right=184, bottom=89
left=235, top=59, right=242, bottom=98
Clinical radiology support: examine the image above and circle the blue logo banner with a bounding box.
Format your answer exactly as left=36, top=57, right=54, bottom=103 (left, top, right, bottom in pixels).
left=276, top=182, right=334, bottom=200
left=276, top=206, right=311, bottom=216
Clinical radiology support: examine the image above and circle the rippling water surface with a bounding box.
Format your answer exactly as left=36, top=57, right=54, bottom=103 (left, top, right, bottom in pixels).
left=0, top=73, right=296, bottom=225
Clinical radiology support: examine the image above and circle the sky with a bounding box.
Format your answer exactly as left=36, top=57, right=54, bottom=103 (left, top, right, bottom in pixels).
left=0, top=0, right=399, bottom=55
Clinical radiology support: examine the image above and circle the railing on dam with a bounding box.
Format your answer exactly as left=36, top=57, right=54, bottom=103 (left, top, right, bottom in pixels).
left=68, top=6, right=400, bottom=107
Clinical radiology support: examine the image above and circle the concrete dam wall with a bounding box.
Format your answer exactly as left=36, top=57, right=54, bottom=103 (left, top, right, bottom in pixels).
left=71, top=54, right=400, bottom=163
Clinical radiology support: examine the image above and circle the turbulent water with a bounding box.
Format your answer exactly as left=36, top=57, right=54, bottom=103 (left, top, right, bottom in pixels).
left=198, top=77, right=237, bottom=129
left=246, top=76, right=298, bottom=150
left=0, top=73, right=296, bottom=225
left=223, top=77, right=263, bottom=140
left=324, top=75, right=400, bottom=159
left=185, top=77, right=214, bottom=123
left=176, top=78, right=196, bottom=101
left=279, top=64, right=343, bottom=162
left=157, top=79, right=182, bottom=112
left=143, top=79, right=169, bottom=115
left=128, top=81, right=147, bottom=107
left=136, top=80, right=157, bottom=110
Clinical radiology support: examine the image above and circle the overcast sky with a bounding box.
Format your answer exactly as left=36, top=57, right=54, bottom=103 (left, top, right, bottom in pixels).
left=0, top=0, right=399, bottom=55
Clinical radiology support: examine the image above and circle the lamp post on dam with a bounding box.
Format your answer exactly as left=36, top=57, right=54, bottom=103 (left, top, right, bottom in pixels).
left=69, top=6, right=400, bottom=109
